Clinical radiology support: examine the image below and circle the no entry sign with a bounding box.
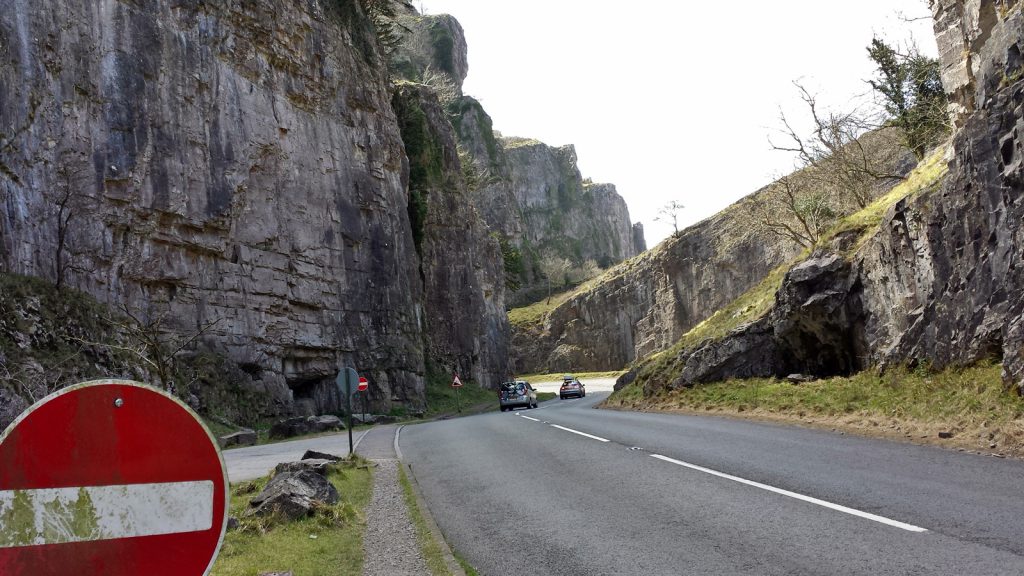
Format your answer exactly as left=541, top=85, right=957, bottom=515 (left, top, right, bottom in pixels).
left=0, top=380, right=228, bottom=575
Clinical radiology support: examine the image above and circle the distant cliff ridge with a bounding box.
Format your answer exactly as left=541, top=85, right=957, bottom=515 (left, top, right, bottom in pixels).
left=511, top=197, right=802, bottom=374
left=389, top=12, right=645, bottom=304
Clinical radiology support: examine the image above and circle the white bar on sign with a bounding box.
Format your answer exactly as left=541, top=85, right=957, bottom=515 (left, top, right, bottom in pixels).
left=0, top=481, right=215, bottom=547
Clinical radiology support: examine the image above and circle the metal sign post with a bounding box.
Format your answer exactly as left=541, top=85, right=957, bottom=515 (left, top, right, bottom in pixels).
left=452, top=372, right=463, bottom=413
left=358, top=377, right=368, bottom=424
left=336, top=368, right=359, bottom=455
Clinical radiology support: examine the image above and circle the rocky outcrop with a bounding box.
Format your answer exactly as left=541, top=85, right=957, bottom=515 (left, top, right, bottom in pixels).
left=634, top=0, right=1024, bottom=392
left=391, top=7, right=469, bottom=90
left=513, top=199, right=802, bottom=374
left=632, top=223, right=648, bottom=255
left=249, top=467, right=339, bottom=520
left=668, top=252, right=866, bottom=387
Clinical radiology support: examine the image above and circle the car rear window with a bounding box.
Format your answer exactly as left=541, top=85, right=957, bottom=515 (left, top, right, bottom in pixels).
left=501, top=382, right=527, bottom=394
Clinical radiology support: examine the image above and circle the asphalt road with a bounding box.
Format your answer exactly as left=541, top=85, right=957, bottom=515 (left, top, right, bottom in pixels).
left=399, top=392, right=1024, bottom=576
left=222, top=430, right=370, bottom=482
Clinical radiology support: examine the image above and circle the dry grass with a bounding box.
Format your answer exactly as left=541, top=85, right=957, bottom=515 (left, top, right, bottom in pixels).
left=606, top=363, right=1024, bottom=458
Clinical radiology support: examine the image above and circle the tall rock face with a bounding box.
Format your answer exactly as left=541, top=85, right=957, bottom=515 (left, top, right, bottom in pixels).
left=500, top=140, right=638, bottom=269
left=391, top=7, right=469, bottom=91
left=0, top=0, right=514, bottom=414
left=877, top=0, right=1023, bottom=387
left=392, top=83, right=510, bottom=387
left=634, top=0, right=1024, bottom=392
left=390, top=12, right=645, bottom=305
left=513, top=203, right=801, bottom=374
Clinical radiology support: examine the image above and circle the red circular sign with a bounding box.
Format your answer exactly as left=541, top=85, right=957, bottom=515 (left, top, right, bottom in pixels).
left=0, top=380, right=228, bottom=575
left=357, top=377, right=369, bottom=392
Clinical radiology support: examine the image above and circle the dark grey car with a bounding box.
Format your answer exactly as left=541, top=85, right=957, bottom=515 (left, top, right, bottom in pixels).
left=559, top=375, right=586, bottom=399
left=499, top=380, right=537, bottom=411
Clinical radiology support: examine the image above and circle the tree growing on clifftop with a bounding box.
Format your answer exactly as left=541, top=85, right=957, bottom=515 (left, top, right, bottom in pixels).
left=866, top=37, right=949, bottom=159
left=655, top=200, right=685, bottom=237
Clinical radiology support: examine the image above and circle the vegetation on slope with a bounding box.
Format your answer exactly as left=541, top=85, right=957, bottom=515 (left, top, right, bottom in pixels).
left=0, top=272, right=270, bottom=430
left=612, top=144, right=950, bottom=400
left=607, top=363, right=1024, bottom=457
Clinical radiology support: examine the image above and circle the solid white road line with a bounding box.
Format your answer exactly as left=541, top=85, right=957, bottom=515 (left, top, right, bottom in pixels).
left=352, top=428, right=372, bottom=453
left=551, top=424, right=610, bottom=443
left=650, top=454, right=927, bottom=533
left=518, top=414, right=541, bottom=422
left=0, top=481, right=215, bottom=547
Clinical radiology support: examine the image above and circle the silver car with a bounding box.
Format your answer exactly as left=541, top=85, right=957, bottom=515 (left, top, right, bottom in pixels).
left=499, top=380, right=537, bottom=411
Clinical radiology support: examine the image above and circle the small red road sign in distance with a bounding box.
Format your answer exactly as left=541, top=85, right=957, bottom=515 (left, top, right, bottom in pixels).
left=0, top=380, right=228, bottom=576
left=358, top=376, right=369, bottom=392
left=452, top=373, right=463, bottom=388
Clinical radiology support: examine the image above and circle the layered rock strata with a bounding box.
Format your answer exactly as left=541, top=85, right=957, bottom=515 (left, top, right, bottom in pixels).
left=0, top=0, right=513, bottom=414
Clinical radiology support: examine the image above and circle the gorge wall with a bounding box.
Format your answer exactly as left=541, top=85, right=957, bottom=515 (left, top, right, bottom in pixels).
left=512, top=198, right=801, bottom=374
left=0, top=0, right=510, bottom=416
left=0, top=0, right=644, bottom=420
left=631, top=0, right=1024, bottom=392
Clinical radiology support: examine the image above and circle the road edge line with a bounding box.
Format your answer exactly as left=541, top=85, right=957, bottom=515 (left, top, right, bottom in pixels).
left=352, top=428, right=371, bottom=454
left=394, top=425, right=467, bottom=576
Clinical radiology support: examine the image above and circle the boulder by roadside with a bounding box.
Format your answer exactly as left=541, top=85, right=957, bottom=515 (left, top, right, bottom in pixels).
left=249, top=468, right=340, bottom=521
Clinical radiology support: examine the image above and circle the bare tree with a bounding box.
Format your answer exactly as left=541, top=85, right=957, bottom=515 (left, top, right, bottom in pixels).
left=539, top=255, right=572, bottom=303
left=743, top=173, right=839, bottom=248
left=655, top=200, right=685, bottom=237
left=567, top=259, right=602, bottom=285
left=770, top=82, right=904, bottom=210
left=46, top=158, right=98, bottom=290
left=94, top=304, right=223, bottom=391
left=746, top=81, right=908, bottom=248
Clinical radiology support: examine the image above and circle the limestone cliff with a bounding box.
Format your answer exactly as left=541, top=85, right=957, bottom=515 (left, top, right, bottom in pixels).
left=390, top=11, right=645, bottom=305
left=625, top=0, right=1024, bottom=393
left=0, top=0, right=510, bottom=417
left=392, top=82, right=510, bottom=388
left=512, top=198, right=801, bottom=374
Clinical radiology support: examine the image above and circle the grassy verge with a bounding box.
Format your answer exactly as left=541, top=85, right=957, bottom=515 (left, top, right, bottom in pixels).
left=606, top=363, right=1024, bottom=456
left=398, top=466, right=452, bottom=575
left=517, top=370, right=626, bottom=382
left=210, top=456, right=373, bottom=575
left=537, top=392, right=557, bottom=402
left=455, top=553, right=481, bottom=576
left=425, top=378, right=499, bottom=417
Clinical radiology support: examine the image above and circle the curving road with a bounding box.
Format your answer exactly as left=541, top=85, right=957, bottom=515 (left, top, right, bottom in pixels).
left=399, top=392, right=1024, bottom=575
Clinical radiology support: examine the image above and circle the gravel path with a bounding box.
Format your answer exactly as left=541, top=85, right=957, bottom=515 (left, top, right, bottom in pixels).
left=361, top=431, right=430, bottom=576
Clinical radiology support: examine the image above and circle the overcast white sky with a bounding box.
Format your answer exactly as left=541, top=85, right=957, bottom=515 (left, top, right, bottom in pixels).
left=420, top=1, right=939, bottom=247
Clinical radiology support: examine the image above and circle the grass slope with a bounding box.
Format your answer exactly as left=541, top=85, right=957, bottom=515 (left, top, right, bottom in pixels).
left=607, top=363, right=1024, bottom=457
left=617, top=145, right=951, bottom=395
left=210, top=458, right=373, bottom=575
